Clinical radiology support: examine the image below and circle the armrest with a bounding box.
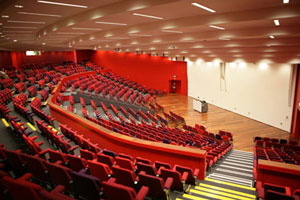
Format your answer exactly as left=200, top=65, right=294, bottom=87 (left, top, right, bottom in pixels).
left=164, top=177, right=173, bottom=189
left=39, top=148, right=50, bottom=156
left=181, top=171, right=188, bottom=182
left=79, top=169, right=88, bottom=175
left=107, top=177, right=116, bottom=184
left=38, top=141, right=44, bottom=146
left=51, top=185, right=65, bottom=193
left=135, top=186, right=149, bottom=200
left=31, top=136, right=38, bottom=140
left=285, top=187, right=291, bottom=196
left=54, top=160, right=63, bottom=165
left=193, top=168, right=200, bottom=178
left=18, top=173, right=32, bottom=181
left=68, top=145, right=78, bottom=152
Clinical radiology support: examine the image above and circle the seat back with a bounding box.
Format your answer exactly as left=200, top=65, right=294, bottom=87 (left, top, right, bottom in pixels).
left=115, top=156, right=135, bottom=171
left=102, top=178, right=136, bottom=200
left=66, top=154, right=86, bottom=172
left=2, top=148, right=25, bottom=174
left=154, top=161, right=171, bottom=171
left=70, top=169, right=102, bottom=200
left=97, top=153, right=114, bottom=168
left=48, top=150, right=67, bottom=164
left=138, top=172, right=165, bottom=199
left=39, top=186, right=76, bottom=200
left=87, top=160, right=110, bottom=182
left=1, top=175, right=42, bottom=200
left=22, top=154, right=49, bottom=182
left=45, top=162, right=72, bottom=191
left=160, top=168, right=183, bottom=191
left=112, top=166, right=136, bottom=188
left=80, top=149, right=95, bottom=161
left=175, top=165, right=195, bottom=185
left=264, top=183, right=287, bottom=194
left=103, top=149, right=117, bottom=159
left=136, top=162, right=156, bottom=176
left=135, top=156, right=151, bottom=164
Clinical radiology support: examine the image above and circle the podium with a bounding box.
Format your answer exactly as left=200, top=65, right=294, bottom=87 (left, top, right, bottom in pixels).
left=193, top=99, right=208, bottom=113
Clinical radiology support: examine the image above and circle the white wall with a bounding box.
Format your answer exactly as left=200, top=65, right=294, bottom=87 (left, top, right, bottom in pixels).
left=187, top=59, right=294, bottom=132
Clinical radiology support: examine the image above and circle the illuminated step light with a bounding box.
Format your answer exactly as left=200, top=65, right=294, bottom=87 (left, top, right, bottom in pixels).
left=2, top=15, right=9, bottom=18
left=209, top=25, right=225, bottom=30
left=14, top=5, right=23, bottom=8
left=3, top=26, right=37, bottom=29
left=191, top=3, right=216, bottom=13
left=274, top=19, right=280, bottom=26
left=161, top=30, right=183, bottom=33
left=269, top=35, right=275, bottom=39
left=283, top=0, right=289, bottom=3
left=37, top=0, right=88, bottom=8
left=132, top=13, right=163, bottom=20
left=18, top=12, right=61, bottom=17
left=95, top=21, right=127, bottom=26
left=72, top=27, right=102, bottom=31
left=7, top=20, right=45, bottom=24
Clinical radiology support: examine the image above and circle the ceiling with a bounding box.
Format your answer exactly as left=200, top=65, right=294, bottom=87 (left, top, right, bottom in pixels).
left=0, top=0, right=300, bottom=63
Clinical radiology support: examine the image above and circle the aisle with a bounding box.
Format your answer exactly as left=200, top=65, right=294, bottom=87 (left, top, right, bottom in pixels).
left=176, top=150, right=257, bottom=200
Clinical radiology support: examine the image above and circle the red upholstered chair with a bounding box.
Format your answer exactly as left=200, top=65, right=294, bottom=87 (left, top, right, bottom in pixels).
left=87, top=160, right=111, bottom=182
left=21, top=154, right=49, bottom=183
left=97, top=153, right=115, bottom=168
left=115, top=156, right=135, bottom=171
left=138, top=171, right=173, bottom=200
left=159, top=167, right=188, bottom=192
left=47, top=149, right=68, bottom=165
left=112, top=165, right=137, bottom=188
left=136, top=162, right=157, bottom=176
left=135, top=156, right=151, bottom=164
left=154, top=161, right=171, bottom=171
left=174, top=165, right=199, bottom=185
left=1, top=173, right=42, bottom=200
left=45, top=161, right=72, bottom=191
left=102, top=178, right=149, bottom=200
left=66, top=154, right=87, bottom=172
left=80, top=148, right=96, bottom=161
left=294, top=189, right=300, bottom=197
left=265, top=190, right=299, bottom=200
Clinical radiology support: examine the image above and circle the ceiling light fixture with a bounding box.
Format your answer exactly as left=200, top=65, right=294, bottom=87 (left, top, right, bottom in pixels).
left=18, top=11, right=61, bottom=17
left=219, top=37, right=230, bottom=40
left=0, top=23, right=2, bottom=25
left=57, top=32, right=84, bottom=34
left=72, top=27, right=102, bottom=31
left=283, top=0, right=289, bottom=4
left=191, top=3, right=216, bottom=13
left=269, top=35, right=275, bottom=39
left=95, top=21, right=127, bottom=26
left=7, top=20, right=45, bottom=24
left=209, top=25, right=225, bottom=30
left=14, top=5, right=23, bottom=8
left=129, top=33, right=152, bottom=37
left=37, top=0, right=87, bottom=8
left=13, top=40, right=17, bottom=42
left=161, top=30, right=183, bottom=33
left=274, top=19, right=280, bottom=26
left=42, top=43, right=46, bottom=45
left=3, top=26, right=37, bottom=29
left=2, top=15, right=9, bottom=18
left=132, top=13, right=163, bottom=20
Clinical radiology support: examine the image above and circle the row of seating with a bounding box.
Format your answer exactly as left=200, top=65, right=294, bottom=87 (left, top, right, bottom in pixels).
left=0, top=89, right=13, bottom=105
left=14, top=81, right=26, bottom=93
left=0, top=78, right=13, bottom=88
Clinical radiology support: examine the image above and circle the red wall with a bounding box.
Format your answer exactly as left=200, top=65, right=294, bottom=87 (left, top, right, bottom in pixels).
left=76, top=50, right=93, bottom=63
left=0, top=51, right=12, bottom=69
left=291, top=64, right=300, bottom=141
left=90, top=51, right=187, bottom=95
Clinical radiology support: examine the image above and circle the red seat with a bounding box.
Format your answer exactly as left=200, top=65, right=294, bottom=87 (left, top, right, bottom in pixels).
left=97, top=153, right=115, bottom=168
left=102, top=178, right=149, bottom=200
left=87, top=160, right=111, bottom=182
left=174, top=165, right=199, bottom=185
left=257, top=182, right=291, bottom=199
left=154, top=161, right=171, bottom=171
left=112, top=165, right=137, bottom=188
left=159, top=167, right=188, bottom=192
left=115, top=156, right=135, bottom=171
left=66, top=154, right=87, bottom=172
left=136, top=162, right=157, bottom=176
left=39, top=185, right=76, bottom=200
left=80, top=149, right=96, bottom=161
left=45, top=161, right=72, bottom=191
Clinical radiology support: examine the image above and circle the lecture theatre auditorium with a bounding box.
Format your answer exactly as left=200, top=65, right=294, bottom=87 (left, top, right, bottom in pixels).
left=0, top=0, right=300, bottom=199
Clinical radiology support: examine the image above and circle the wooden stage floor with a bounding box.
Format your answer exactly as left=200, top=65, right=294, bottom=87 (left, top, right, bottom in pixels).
left=157, top=94, right=291, bottom=152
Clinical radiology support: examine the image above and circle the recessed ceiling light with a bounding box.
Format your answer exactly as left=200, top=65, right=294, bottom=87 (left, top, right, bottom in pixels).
left=269, top=35, right=275, bottom=39
left=3, top=26, right=37, bottom=29
left=152, top=39, right=161, bottom=43
left=191, top=3, right=216, bottom=13
left=13, top=40, right=17, bottom=42
left=209, top=25, right=225, bottom=30
left=2, top=15, right=9, bottom=18
left=37, top=0, right=87, bottom=8
left=42, top=43, right=46, bottom=45
left=6, top=38, right=10, bottom=40
left=161, top=30, right=183, bottom=33
left=129, top=33, right=152, bottom=37
left=57, top=32, right=84, bottom=34
left=95, top=21, right=127, bottom=26
left=274, top=19, right=280, bottom=26
left=14, top=5, right=23, bottom=8
left=219, top=37, right=230, bottom=40
left=72, top=27, right=102, bottom=31
left=131, top=41, right=139, bottom=45
left=7, top=20, right=45, bottom=24
left=0, top=23, right=2, bottom=25
left=18, top=11, right=61, bottom=17
left=283, top=0, right=289, bottom=4
left=132, top=13, right=163, bottom=20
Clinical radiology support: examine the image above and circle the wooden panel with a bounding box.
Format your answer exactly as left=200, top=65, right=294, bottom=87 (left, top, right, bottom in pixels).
left=156, top=94, right=291, bottom=152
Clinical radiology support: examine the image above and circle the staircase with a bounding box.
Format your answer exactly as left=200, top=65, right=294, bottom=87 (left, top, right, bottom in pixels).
left=176, top=150, right=257, bottom=200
